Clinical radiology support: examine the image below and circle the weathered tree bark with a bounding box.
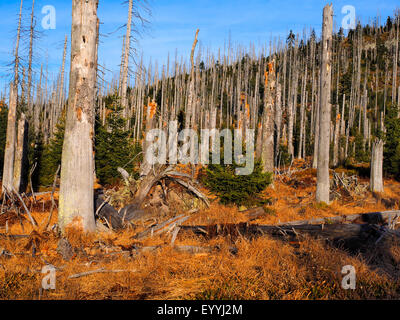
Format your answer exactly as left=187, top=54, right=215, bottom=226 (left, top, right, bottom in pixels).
left=58, top=0, right=99, bottom=233
left=261, top=59, right=276, bottom=173
left=370, top=139, right=384, bottom=193
left=185, top=29, right=199, bottom=129
left=140, top=99, right=156, bottom=177
left=27, top=0, right=35, bottom=117
left=316, top=4, right=333, bottom=204
left=2, top=0, right=23, bottom=194
left=58, top=35, right=68, bottom=113
left=13, top=113, right=29, bottom=193
left=274, top=81, right=282, bottom=164
left=333, top=105, right=340, bottom=167
left=120, top=0, right=133, bottom=113
left=392, top=18, right=399, bottom=109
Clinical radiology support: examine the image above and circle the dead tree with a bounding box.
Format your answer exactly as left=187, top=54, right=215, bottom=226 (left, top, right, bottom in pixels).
left=120, top=0, right=133, bottom=113
left=27, top=0, right=35, bottom=117
left=370, top=139, right=384, bottom=193
left=316, top=4, right=333, bottom=204
left=2, top=0, right=23, bottom=194
left=13, top=113, right=29, bottom=193
left=261, top=59, right=276, bottom=173
left=58, top=0, right=99, bottom=233
left=185, top=29, right=200, bottom=129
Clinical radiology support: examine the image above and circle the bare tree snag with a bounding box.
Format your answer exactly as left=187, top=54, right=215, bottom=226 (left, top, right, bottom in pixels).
left=261, top=59, right=276, bottom=173
left=13, top=113, right=29, bottom=193
left=316, top=4, right=333, bottom=204
left=27, top=0, right=35, bottom=117
left=120, top=0, right=133, bottom=112
left=370, top=139, right=384, bottom=193
left=185, top=29, right=199, bottom=129
left=59, top=0, right=99, bottom=233
left=2, top=0, right=23, bottom=194
left=140, top=100, right=157, bottom=177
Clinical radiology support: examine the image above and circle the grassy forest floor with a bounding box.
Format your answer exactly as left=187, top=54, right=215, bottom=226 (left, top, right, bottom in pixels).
left=1, top=160, right=400, bottom=300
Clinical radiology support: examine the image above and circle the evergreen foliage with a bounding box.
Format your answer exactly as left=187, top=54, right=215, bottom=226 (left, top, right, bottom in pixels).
left=384, top=104, right=400, bottom=180
left=202, top=159, right=272, bottom=206
left=36, top=116, right=65, bottom=186
left=94, top=94, right=141, bottom=185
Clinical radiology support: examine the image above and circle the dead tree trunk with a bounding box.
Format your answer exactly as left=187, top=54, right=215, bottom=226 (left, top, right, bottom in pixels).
left=13, top=113, right=29, bottom=193
left=316, top=4, right=333, bottom=204
left=185, top=29, right=199, bottom=129
left=2, top=0, right=23, bottom=194
left=261, top=59, right=276, bottom=173
left=370, top=139, right=384, bottom=193
left=120, top=0, right=133, bottom=113
left=59, top=0, right=99, bottom=233
left=27, top=0, right=35, bottom=118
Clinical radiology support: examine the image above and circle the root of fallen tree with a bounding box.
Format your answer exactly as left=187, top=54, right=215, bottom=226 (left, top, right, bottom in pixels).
left=95, top=164, right=210, bottom=230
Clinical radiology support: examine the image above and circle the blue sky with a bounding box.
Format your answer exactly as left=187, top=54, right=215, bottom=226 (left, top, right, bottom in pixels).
left=0, top=0, right=399, bottom=98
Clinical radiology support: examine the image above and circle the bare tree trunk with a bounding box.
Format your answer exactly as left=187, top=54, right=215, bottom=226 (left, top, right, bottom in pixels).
left=333, top=105, right=340, bottom=167
left=261, top=59, right=276, bottom=173
left=316, top=4, right=333, bottom=204
left=27, top=0, right=35, bottom=118
left=274, top=81, right=282, bottom=164
left=58, top=35, right=68, bottom=113
left=370, top=139, right=384, bottom=193
left=59, top=0, right=99, bottom=233
left=312, top=72, right=320, bottom=169
left=13, top=113, right=29, bottom=193
left=140, top=99, right=156, bottom=177
left=120, top=0, right=133, bottom=113
left=2, top=0, right=23, bottom=194
left=185, top=29, right=199, bottom=129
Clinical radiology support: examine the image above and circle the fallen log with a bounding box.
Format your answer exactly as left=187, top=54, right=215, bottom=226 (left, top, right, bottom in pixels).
left=128, top=244, right=237, bottom=256
left=68, top=268, right=131, bottom=279
left=245, top=207, right=268, bottom=221
left=0, top=233, right=30, bottom=239
left=133, top=214, right=190, bottom=240
left=94, top=193, right=148, bottom=230
left=169, top=178, right=210, bottom=208
left=180, top=222, right=400, bottom=253
left=277, top=210, right=400, bottom=228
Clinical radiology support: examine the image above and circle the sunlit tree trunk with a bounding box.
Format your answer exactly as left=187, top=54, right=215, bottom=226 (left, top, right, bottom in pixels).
left=59, top=0, right=99, bottom=233
left=261, top=59, right=276, bottom=173
left=370, top=139, right=384, bottom=193
left=13, top=113, right=28, bottom=193
left=316, top=4, right=333, bottom=204
left=120, top=0, right=133, bottom=114
left=2, top=0, right=23, bottom=194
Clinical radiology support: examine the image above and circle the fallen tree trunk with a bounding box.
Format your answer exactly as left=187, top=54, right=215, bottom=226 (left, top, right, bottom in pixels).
left=0, top=233, right=30, bottom=239
left=94, top=193, right=148, bottom=230
left=245, top=207, right=269, bottom=221
left=180, top=221, right=400, bottom=253
left=277, top=210, right=400, bottom=228
left=133, top=215, right=190, bottom=240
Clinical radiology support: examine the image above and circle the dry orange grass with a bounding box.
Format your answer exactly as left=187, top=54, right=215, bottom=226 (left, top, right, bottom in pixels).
left=0, top=167, right=400, bottom=300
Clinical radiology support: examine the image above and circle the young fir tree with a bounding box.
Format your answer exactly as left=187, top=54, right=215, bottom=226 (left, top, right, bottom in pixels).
left=203, top=159, right=272, bottom=206
left=95, top=95, right=140, bottom=185
left=37, top=116, right=65, bottom=186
